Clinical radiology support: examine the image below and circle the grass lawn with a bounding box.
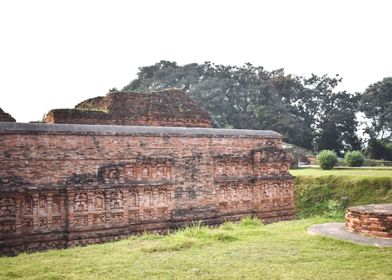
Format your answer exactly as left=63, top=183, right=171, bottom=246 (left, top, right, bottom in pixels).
left=290, top=167, right=392, bottom=178
left=1, top=217, right=392, bottom=280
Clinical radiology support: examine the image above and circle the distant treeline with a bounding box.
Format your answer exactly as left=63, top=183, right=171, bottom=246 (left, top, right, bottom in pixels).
left=119, top=61, right=392, bottom=159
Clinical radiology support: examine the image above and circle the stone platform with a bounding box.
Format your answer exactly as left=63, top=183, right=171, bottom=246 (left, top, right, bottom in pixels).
left=308, top=222, right=392, bottom=247
left=345, top=204, right=392, bottom=238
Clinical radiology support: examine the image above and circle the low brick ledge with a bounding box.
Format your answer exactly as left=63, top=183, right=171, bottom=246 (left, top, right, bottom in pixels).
left=345, top=204, right=392, bottom=238
left=0, top=122, right=282, bottom=138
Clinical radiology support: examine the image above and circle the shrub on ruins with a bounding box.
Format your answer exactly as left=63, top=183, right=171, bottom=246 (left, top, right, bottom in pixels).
left=344, top=151, right=365, bottom=167
left=316, top=150, right=338, bottom=170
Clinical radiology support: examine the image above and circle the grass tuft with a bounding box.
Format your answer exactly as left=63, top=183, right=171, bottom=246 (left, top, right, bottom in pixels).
left=238, top=216, right=264, bottom=227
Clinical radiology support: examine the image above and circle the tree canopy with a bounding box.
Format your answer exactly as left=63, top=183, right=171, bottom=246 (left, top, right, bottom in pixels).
left=359, top=77, right=392, bottom=140
left=122, top=60, right=364, bottom=155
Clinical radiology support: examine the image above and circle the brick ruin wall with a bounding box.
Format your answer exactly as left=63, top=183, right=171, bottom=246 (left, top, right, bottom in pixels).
left=0, top=123, right=295, bottom=255
left=45, top=110, right=212, bottom=128
left=0, top=108, right=15, bottom=123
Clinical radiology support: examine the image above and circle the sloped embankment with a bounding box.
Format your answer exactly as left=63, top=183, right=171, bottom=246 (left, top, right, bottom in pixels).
left=295, top=175, right=392, bottom=218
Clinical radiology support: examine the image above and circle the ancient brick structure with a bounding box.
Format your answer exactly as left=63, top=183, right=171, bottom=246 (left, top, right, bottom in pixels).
left=0, top=122, right=294, bottom=255
left=45, top=89, right=212, bottom=127
left=346, top=204, right=392, bottom=238
left=0, top=108, right=15, bottom=122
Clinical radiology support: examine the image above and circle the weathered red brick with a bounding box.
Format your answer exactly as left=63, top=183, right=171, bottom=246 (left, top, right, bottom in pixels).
left=0, top=123, right=295, bottom=255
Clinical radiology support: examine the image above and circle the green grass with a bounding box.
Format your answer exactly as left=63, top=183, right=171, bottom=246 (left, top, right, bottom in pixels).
left=290, top=167, right=392, bottom=178
left=292, top=167, right=392, bottom=218
left=1, top=217, right=392, bottom=280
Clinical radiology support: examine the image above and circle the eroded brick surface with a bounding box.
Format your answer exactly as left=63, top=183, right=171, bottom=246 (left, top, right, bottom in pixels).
left=45, top=89, right=212, bottom=127
left=0, top=123, right=295, bottom=255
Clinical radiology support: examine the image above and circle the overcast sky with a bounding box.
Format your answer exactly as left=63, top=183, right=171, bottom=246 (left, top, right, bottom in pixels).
left=1, top=0, right=391, bottom=122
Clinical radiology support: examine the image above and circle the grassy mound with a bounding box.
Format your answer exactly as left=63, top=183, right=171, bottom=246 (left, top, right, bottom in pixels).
left=292, top=168, right=392, bottom=218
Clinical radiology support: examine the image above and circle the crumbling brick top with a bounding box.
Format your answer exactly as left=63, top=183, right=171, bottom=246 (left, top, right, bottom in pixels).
left=46, top=89, right=212, bottom=127
left=76, top=89, right=210, bottom=119
left=0, top=107, right=16, bottom=122
left=0, top=122, right=282, bottom=138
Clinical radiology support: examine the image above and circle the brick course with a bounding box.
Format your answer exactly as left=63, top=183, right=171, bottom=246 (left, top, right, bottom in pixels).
left=0, top=123, right=295, bottom=255
left=345, top=204, right=392, bottom=238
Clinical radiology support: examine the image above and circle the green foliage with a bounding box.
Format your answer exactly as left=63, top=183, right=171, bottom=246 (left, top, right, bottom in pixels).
left=108, top=87, right=119, bottom=93
left=317, top=150, right=338, bottom=170
left=366, top=139, right=392, bottom=160
left=324, top=199, right=348, bottom=218
left=238, top=216, right=264, bottom=227
left=122, top=61, right=361, bottom=152
left=294, top=174, right=392, bottom=218
left=283, top=143, right=314, bottom=168
left=360, top=77, right=392, bottom=140
left=344, top=151, right=365, bottom=167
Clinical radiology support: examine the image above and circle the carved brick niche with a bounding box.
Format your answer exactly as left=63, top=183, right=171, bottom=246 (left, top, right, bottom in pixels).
left=213, top=147, right=291, bottom=179
left=98, top=158, right=173, bottom=184
left=0, top=192, right=66, bottom=237
left=213, top=157, right=252, bottom=178
left=216, top=180, right=294, bottom=213
left=0, top=196, right=16, bottom=234
left=252, top=147, right=292, bottom=176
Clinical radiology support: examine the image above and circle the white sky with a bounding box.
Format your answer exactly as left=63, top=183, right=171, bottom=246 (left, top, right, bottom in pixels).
left=1, top=0, right=391, bottom=122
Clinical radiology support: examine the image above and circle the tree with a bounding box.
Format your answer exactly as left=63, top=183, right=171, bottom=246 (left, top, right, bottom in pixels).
left=291, top=74, right=361, bottom=155
left=360, top=77, right=392, bottom=140
left=122, top=61, right=361, bottom=153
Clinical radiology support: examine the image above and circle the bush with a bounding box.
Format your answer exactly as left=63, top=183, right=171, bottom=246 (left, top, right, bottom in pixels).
left=324, top=199, right=343, bottom=218
left=344, top=151, right=365, bottom=167
left=316, top=150, right=338, bottom=170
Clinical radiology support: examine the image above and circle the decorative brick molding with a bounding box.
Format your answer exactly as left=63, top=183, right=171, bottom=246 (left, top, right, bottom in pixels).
left=345, top=204, right=392, bottom=238
left=0, top=123, right=295, bottom=255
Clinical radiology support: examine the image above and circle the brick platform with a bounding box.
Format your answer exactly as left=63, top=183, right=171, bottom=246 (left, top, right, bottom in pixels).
left=345, top=204, right=392, bottom=238
left=0, top=122, right=295, bottom=255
